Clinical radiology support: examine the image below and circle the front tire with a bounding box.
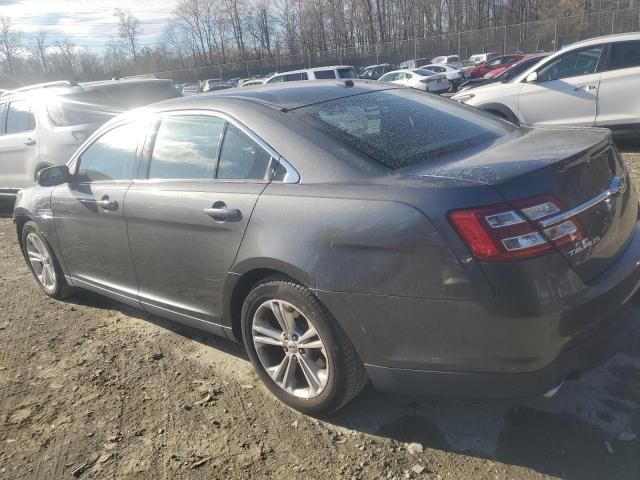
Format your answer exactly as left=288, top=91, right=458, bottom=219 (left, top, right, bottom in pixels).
left=241, top=275, right=367, bottom=415
left=21, top=221, right=74, bottom=299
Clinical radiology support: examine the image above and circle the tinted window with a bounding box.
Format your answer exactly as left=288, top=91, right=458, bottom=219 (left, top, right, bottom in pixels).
left=6, top=101, right=35, bottom=134
left=78, top=124, right=139, bottom=181
left=337, top=68, right=355, bottom=79
left=538, top=46, right=603, bottom=81
left=289, top=89, right=511, bottom=169
left=47, top=96, right=113, bottom=127
left=359, top=68, right=373, bottom=79
left=285, top=73, right=308, bottom=81
left=149, top=116, right=224, bottom=179
left=0, top=103, right=7, bottom=135
left=217, top=124, right=271, bottom=180
left=314, top=70, right=335, bottom=79
left=607, top=41, right=640, bottom=70
left=414, top=69, right=436, bottom=76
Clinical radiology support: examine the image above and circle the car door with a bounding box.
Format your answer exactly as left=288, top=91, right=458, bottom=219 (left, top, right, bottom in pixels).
left=0, top=100, right=39, bottom=189
left=124, top=112, right=275, bottom=330
left=0, top=102, right=8, bottom=190
left=517, top=45, right=604, bottom=126
left=596, top=40, right=640, bottom=128
left=52, top=120, right=143, bottom=307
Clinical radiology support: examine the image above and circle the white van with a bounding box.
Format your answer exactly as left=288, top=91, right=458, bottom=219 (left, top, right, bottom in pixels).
left=266, top=66, right=356, bottom=83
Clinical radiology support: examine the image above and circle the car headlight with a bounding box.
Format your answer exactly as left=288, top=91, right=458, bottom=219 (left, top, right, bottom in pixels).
left=452, top=93, right=475, bottom=103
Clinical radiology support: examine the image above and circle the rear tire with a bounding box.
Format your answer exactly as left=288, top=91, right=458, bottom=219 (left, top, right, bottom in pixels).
left=241, top=275, right=367, bottom=415
left=21, top=221, right=74, bottom=299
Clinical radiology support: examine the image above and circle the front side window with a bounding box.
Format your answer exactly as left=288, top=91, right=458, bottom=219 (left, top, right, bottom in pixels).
left=6, top=101, right=35, bottom=134
left=284, top=73, right=308, bottom=81
left=360, top=68, right=373, bottom=79
left=607, top=41, right=640, bottom=70
left=537, top=46, right=603, bottom=82
left=77, top=124, right=139, bottom=182
left=149, top=115, right=224, bottom=180
left=0, top=103, right=7, bottom=135
left=289, top=89, right=512, bottom=170
left=267, top=75, right=285, bottom=84
left=217, top=124, right=272, bottom=180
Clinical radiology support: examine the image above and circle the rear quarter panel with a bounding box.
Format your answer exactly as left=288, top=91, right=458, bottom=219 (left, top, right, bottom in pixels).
left=232, top=181, right=495, bottom=301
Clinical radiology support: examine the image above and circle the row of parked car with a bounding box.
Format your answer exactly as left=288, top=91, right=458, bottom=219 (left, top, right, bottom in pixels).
left=189, top=51, right=543, bottom=95
left=2, top=32, right=638, bottom=197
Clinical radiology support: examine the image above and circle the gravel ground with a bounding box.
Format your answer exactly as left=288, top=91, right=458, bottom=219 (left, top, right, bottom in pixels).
left=1, top=145, right=639, bottom=480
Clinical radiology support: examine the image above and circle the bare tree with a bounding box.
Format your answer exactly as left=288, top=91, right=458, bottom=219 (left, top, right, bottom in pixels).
left=0, top=17, right=22, bottom=76
left=114, top=9, right=141, bottom=61
left=29, top=30, right=49, bottom=74
left=54, top=39, right=77, bottom=74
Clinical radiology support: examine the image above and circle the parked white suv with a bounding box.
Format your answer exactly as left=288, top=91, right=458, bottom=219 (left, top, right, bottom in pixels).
left=452, top=33, right=640, bottom=132
left=266, top=66, right=356, bottom=83
left=0, top=79, right=180, bottom=196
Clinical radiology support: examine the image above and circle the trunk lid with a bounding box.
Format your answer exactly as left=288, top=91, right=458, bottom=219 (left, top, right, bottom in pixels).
left=408, top=126, right=637, bottom=282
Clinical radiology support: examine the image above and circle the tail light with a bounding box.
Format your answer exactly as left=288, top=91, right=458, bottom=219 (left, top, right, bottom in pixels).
left=448, top=195, right=584, bottom=261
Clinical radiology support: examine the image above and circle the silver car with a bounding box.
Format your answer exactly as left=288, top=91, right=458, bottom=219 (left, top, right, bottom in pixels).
left=0, top=79, right=180, bottom=197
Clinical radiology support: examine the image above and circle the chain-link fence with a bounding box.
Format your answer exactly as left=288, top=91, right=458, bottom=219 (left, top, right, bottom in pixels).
left=137, top=7, right=640, bottom=84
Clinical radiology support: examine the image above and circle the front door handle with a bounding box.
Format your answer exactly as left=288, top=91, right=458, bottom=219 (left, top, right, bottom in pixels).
left=96, top=195, right=118, bottom=211
left=203, top=201, right=241, bottom=222
left=24, top=138, right=36, bottom=146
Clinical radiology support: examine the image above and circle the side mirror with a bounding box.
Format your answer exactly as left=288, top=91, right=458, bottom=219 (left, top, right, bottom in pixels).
left=37, top=165, right=70, bottom=187
left=525, top=71, right=538, bottom=83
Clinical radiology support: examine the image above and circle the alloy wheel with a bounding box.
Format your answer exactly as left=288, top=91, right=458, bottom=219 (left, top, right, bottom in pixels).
left=25, top=232, right=57, bottom=292
left=251, top=299, right=330, bottom=399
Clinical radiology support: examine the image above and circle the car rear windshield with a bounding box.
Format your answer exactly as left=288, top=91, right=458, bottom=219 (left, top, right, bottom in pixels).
left=289, top=89, right=512, bottom=169
left=414, top=69, right=437, bottom=76
left=46, top=83, right=178, bottom=127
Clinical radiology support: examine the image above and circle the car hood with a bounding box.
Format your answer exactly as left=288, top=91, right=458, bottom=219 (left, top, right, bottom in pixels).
left=453, top=80, right=517, bottom=99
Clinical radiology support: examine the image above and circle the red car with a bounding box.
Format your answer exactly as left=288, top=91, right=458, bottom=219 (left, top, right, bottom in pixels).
left=470, top=54, right=525, bottom=78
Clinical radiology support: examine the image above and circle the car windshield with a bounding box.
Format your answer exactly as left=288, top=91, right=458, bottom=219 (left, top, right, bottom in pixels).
left=289, top=89, right=512, bottom=169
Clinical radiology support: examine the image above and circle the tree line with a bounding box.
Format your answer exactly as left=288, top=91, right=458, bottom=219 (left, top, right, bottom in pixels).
left=0, top=0, right=636, bottom=87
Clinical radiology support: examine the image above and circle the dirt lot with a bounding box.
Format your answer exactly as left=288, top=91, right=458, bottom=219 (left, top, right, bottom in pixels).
left=1, top=146, right=640, bottom=480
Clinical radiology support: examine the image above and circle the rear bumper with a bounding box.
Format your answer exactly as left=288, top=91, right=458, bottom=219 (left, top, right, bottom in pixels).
left=365, top=304, right=634, bottom=398
left=317, top=221, right=640, bottom=398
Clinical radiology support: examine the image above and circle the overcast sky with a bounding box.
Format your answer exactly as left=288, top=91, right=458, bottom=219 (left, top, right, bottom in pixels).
left=0, top=0, right=178, bottom=49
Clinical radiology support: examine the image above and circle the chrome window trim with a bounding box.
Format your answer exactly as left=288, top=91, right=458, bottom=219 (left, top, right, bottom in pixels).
left=154, top=109, right=300, bottom=184
left=538, top=168, right=628, bottom=228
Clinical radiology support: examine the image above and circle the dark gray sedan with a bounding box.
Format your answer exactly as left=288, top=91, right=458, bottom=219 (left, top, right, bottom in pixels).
left=13, top=81, right=640, bottom=414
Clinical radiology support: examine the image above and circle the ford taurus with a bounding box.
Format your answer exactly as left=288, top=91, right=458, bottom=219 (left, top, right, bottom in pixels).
left=13, top=81, right=640, bottom=414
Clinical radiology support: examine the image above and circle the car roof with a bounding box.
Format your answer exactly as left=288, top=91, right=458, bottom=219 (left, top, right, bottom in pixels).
left=271, top=66, right=355, bottom=76
left=149, top=80, right=397, bottom=112
left=566, top=32, right=640, bottom=49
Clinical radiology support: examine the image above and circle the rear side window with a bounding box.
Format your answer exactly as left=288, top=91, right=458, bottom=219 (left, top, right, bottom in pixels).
left=46, top=96, right=113, bottom=127
left=289, top=89, right=511, bottom=170
left=607, top=41, right=640, bottom=70
left=149, top=115, right=224, bottom=180
left=78, top=124, right=139, bottom=182
left=217, top=124, right=271, bottom=180
left=336, top=68, right=355, bottom=79
left=314, top=70, right=335, bottom=80
left=6, top=101, right=35, bottom=134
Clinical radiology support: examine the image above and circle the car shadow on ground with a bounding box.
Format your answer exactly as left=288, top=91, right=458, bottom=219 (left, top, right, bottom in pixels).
left=70, top=289, right=640, bottom=480
left=616, top=136, right=640, bottom=153
left=67, top=289, right=247, bottom=361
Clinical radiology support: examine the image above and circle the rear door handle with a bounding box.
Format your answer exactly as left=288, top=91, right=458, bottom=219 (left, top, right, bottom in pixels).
left=24, top=138, right=36, bottom=146
left=203, top=202, right=241, bottom=222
